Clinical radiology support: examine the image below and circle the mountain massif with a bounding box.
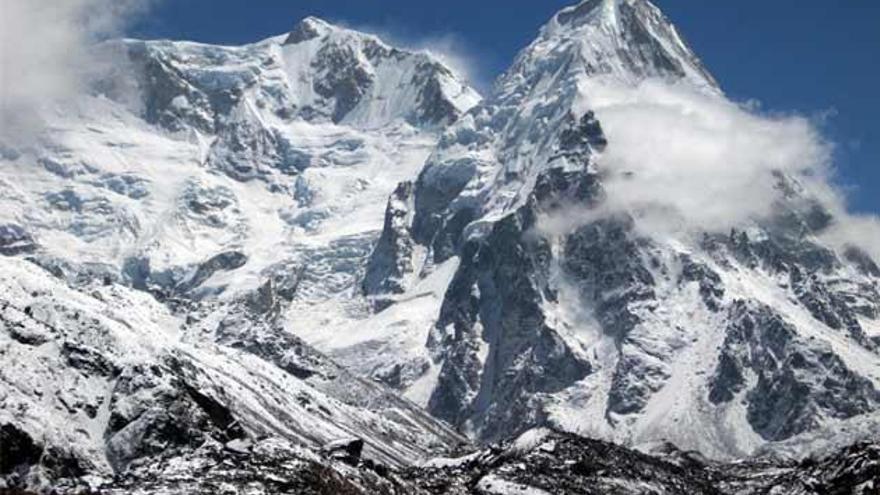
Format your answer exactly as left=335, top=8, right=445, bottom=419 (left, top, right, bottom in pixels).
left=1, top=0, right=878, bottom=493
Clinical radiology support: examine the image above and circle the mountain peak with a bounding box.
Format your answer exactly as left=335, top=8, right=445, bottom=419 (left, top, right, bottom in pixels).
left=284, top=16, right=336, bottom=44
left=533, top=0, right=719, bottom=90
left=554, top=0, right=629, bottom=26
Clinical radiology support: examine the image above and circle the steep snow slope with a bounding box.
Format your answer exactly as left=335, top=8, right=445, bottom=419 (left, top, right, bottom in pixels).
left=326, top=0, right=880, bottom=460
left=0, top=254, right=466, bottom=490
left=0, top=16, right=478, bottom=301
left=0, top=17, right=479, bottom=492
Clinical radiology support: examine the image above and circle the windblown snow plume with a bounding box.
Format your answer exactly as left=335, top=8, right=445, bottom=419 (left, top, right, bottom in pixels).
left=333, top=21, right=489, bottom=93
left=407, top=34, right=489, bottom=93
left=0, top=0, right=151, bottom=140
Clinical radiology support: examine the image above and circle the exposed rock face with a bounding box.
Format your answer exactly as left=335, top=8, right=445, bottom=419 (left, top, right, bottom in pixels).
left=0, top=424, right=43, bottom=476
left=56, top=438, right=410, bottom=495
left=0, top=225, right=36, bottom=256
left=177, top=251, right=249, bottom=294
left=321, top=437, right=365, bottom=466
left=709, top=300, right=880, bottom=441
left=103, top=360, right=246, bottom=472
left=426, top=170, right=602, bottom=440
left=363, top=181, right=418, bottom=301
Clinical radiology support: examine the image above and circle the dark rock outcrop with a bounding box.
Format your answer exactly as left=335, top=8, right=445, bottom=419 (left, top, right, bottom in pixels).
left=709, top=301, right=880, bottom=441
left=0, top=424, right=43, bottom=475
left=0, top=225, right=36, bottom=256
left=363, top=181, right=417, bottom=302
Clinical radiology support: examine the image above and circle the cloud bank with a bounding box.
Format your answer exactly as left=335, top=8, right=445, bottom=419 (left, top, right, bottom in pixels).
left=0, top=0, right=151, bottom=141
left=585, top=81, right=832, bottom=234
left=541, top=79, right=879, bottom=258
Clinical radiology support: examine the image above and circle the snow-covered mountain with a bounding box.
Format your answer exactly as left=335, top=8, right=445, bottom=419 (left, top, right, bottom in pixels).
left=0, top=17, right=478, bottom=492
left=0, top=255, right=466, bottom=487
left=0, top=16, right=478, bottom=299
left=325, top=0, right=880, bottom=460
left=1, top=0, right=879, bottom=492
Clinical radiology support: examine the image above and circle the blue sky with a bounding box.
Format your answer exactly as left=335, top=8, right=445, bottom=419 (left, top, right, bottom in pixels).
left=131, top=0, right=879, bottom=214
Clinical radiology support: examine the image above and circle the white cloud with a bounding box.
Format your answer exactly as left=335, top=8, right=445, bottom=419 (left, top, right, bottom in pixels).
left=539, top=78, right=879, bottom=258
left=0, top=0, right=152, bottom=141
left=812, top=184, right=880, bottom=262
left=822, top=214, right=880, bottom=262
left=566, top=80, right=829, bottom=234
